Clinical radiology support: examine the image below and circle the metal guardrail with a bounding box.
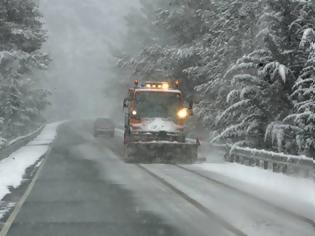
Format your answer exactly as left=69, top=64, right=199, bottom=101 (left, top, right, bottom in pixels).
left=210, top=144, right=314, bottom=178
left=0, top=126, right=44, bottom=161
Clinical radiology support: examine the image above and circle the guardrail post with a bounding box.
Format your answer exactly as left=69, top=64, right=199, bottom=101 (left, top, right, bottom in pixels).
left=263, top=161, right=268, bottom=169
left=240, top=156, right=245, bottom=165
left=225, top=153, right=235, bottom=163
left=211, top=143, right=312, bottom=178
left=272, top=163, right=280, bottom=173
left=224, top=153, right=229, bottom=162
left=302, top=169, right=310, bottom=179
left=230, top=154, right=235, bottom=163
left=249, top=158, right=255, bottom=167
left=239, top=156, right=245, bottom=165
left=235, top=155, right=240, bottom=163
left=281, top=164, right=287, bottom=174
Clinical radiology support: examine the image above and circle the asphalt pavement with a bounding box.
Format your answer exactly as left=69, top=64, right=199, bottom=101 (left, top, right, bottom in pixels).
left=5, top=122, right=314, bottom=236
left=5, top=122, right=231, bottom=236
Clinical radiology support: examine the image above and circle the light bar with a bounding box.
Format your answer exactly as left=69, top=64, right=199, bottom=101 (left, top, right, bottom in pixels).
left=144, top=82, right=170, bottom=90
left=162, top=83, right=169, bottom=90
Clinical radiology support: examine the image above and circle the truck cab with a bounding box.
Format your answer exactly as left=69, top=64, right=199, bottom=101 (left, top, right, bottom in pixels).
left=123, top=80, right=198, bottom=163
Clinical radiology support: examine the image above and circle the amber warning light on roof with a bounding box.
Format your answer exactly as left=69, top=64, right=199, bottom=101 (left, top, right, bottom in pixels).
left=133, top=80, right=181, bottom=89
left=144, top=82, right=171, bottom=90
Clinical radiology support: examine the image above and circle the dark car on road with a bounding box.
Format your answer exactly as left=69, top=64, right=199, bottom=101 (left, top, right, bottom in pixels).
left=94, top=118, right=115, bottom=138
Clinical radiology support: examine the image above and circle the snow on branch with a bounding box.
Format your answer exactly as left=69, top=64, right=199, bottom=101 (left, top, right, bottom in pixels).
left=296, top=100, right=315, bottom=113
left=265, top=122, right=303, bottom=152
left=232, top=74, right=268, bottom=88
left=300, top=28, right=315, bottom=49
left=240, top=86, right=260, bottom=100
left=224, top=62, right=257, bottom=79
left=216, top=99, right=252, bottom=126
left=262, top=62, right=291, bottom=84
left=211, top=122, right=246, bottom=143
left=292, top=78, right=314, bottom=90
left=283, top=111, right=312, bottom=123
left=258, top=12, right=282, bottom=26
left=226, top=89, right=240, bottom=104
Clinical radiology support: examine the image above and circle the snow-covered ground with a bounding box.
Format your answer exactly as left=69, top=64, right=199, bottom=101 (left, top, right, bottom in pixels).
left=112, top=129, right=314, bottom=222
left=192, top=162, right=315, bottom=221
left=0, top=122, right=61, bottom=219
left=28, top=122, right=63, bottom=145
left=7, top=126, right=44, bottom=146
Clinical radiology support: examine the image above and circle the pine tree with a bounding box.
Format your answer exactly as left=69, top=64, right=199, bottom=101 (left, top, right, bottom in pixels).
left=212, top=50, right=293, bottom=148
left=264, top=1, right=315, bottom=156
left=114, top=0, right=315, bottom=156
left=0, top=0, right=49, bottom=141
left=266, top=27, right=315, bottom=155
left=212, top=0, right=314, bottom=154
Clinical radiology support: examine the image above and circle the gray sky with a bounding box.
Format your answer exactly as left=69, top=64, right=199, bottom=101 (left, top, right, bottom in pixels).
left=39, top=0, right=138, bottom=120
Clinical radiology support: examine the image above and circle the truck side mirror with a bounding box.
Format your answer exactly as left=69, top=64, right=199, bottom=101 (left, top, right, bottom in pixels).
left=189, top=101, right=193, bottom=116
left=189, top=101, right=193, bottom=110
left=123, top=98, right=128, bottom=108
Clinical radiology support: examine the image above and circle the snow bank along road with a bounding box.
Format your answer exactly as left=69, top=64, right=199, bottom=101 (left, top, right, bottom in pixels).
left=0, top=123, right=61, bottom=224
left=1, top=121, right=314, bottom=236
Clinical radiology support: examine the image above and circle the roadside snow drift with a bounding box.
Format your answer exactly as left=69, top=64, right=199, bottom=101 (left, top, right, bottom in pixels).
left=0, top=146, right=48, bottom=200
left=0, top=122, right=61, bottom=219
left=193, top=162, right=315, bottom=221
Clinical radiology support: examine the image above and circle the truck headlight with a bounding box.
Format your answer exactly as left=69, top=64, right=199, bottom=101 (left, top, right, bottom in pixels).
left=177, top=108, right=188, bottom=119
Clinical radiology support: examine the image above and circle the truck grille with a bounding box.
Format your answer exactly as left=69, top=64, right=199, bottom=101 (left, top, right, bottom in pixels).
left=131, top=131, right=184, bottom=142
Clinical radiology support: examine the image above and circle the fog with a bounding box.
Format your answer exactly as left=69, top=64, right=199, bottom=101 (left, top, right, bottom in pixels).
left=39, top=0, right=138, bottom=121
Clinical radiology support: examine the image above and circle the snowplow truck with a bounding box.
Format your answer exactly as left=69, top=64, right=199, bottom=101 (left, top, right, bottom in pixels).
left=123, top=80, right=199, bottom=163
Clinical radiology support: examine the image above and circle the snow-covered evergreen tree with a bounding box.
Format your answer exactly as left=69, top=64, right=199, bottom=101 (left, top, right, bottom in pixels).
left=265, top=27, right=315, bottom=156
left=114, top=0, right=315, bottom=156
left=211, top=0, right=314, bottom=154
left=212, top=50, right=293, bottom=148
left=263, top=1, right=315, bottom=156
left=116, top=0, right=207, bottom=99
left=0, top=0, right=49, bottom=141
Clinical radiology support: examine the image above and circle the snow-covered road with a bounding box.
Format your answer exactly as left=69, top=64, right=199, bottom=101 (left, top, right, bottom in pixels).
left=141, top=164, right=314, bottom=236
left=191, top=163, right=314, bottom=221
left=0, top=123, right=61, bottom=220
left=1, top=121, right=314, bottom=236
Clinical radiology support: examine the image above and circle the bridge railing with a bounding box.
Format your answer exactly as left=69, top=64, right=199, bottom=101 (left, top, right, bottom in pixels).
left=210, top=143, right=314, bottom=178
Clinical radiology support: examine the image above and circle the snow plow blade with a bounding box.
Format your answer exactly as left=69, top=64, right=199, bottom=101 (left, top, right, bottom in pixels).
left=124, top=142, right=198, bottom=164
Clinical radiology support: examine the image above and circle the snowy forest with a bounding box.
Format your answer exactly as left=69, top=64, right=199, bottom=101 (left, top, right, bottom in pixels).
left=113, top=0, right=315, bottom=157
left=0, top=0, right=49, bottom=147
left=0, top=0, right=314, bottom=158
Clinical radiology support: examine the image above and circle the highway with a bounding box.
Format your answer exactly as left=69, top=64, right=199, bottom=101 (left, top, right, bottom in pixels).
left=5, top=122, right=315, bottom=236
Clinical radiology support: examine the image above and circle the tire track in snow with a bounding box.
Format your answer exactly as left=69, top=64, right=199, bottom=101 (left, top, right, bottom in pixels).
left=176, top=164, right=315, bottom=229
left=137, top=164, right=247, bottom=236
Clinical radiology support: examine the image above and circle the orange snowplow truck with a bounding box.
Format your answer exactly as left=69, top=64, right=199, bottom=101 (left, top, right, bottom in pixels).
left=123, top=80, right=199, bottom=163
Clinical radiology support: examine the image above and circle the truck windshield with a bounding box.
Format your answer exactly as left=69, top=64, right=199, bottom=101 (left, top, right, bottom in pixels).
left=135, top=91, right=182, bottom=118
